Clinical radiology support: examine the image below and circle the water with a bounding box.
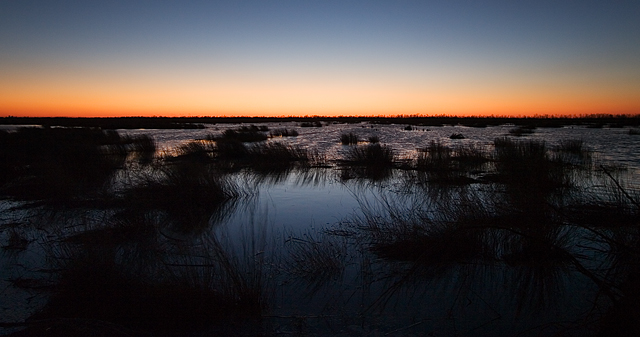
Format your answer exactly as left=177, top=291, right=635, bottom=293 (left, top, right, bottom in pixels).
left=1, top=122, right=639, bottom=336
left=119, top=122, right=640, bottom=169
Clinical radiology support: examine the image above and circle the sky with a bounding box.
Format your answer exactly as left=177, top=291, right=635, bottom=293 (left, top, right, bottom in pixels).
left=1, top=1, right=639, bottom=117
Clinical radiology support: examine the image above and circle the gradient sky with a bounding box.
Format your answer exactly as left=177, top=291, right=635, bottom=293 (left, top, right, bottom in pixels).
left=1, top=1, right=639, bottom=117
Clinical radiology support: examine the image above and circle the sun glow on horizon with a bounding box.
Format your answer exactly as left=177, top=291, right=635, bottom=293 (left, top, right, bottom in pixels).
left=1, top=2, right=639, bottom=118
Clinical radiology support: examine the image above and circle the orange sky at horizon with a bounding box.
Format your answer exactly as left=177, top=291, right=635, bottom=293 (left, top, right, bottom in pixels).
left=2, top=2, right=639, bottom=119
left=2, top=77, right=639, bottom=118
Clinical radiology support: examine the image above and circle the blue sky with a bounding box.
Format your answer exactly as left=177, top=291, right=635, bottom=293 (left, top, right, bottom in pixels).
left=1, top=1, right=639, bottom=116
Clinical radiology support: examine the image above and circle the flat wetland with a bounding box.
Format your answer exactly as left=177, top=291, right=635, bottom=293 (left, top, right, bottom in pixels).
left=1, top=117, right=640, bottom=336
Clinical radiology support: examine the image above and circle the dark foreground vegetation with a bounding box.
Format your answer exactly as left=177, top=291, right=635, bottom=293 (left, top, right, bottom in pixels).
left=0, top=124, right=639, bottom=336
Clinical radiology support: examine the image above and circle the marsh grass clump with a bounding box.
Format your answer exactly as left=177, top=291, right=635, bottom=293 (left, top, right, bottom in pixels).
left=372, top=223, right=490, bottom=268
left=500, top=225, right=574, bottom=267
left=219, top=126, right=268, bottom=142
left=416, top=141, right=452, bottom=171
left=269, top=128, right=299, bottom=137
left=340, top=132, right=359, bottom=145
left=30, top=241, right=265, bottom=336
left=222, top=129, right=268, bottom=142
left=172, top=140, right=215, bottom=163
left=414, top=141, right=473, bottom=183
left=0, top=127, right=130, bottom=203
left=123, top=160, right=238, bottom=232
left=2, top=226, right=30, bottom=251
left=368, top=135, right=380, bottom=144
left=285, top=231, right=347, bottom=285
left=124, top=134, right=156, bottom=163
left=509, top=125, right=536, bottom=136
left=248, top=142, right=314, bottom=168
left=553, top=139, right=592, bottom=167
left=449, top=133, right=465, bottom=139
left=493, top=137, right=565, bottom=188
left=343, top=143, right=394, bottom=166
left=214, top=138, right=249, bottom=160
left=300, top=121, right=322, bottom=127
left=453, top=143, right=490, bottom=167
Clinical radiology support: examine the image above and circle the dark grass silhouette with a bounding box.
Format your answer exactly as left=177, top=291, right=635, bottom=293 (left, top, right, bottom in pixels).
left=413, top=141, right=487, bottom=184
left=269, top=128, right=299, bottom=137
left=122, top=153, right=239, bottom=232
left=208, top=125, right=269, bottom=143
left=300, top=121, right=322, bottom=127
left=0, top=127, right=150, bottom=204
left=340, top=132, right=358, bottom=145
left=22, top=235, right=266, bottom=336
left=508, top=125, right=536, bottom=136
left=343, top=143, right=394, bottom=166
left=339, top=143, right=395, bottom=181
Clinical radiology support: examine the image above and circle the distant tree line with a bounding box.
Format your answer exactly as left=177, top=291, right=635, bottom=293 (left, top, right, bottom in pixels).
left=1, top=114, right=639, bottom=129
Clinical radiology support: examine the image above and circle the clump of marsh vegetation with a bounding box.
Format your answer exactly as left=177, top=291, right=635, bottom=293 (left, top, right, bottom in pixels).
left=205, top=137, right=323, bottom=174
left=553, top=139, right=592, bottom=167
left=208, top=125, right=269, bottom=143
left=343, top=143, right=394, bottom=166
left=340, top=132, right=359, bottom=145
left=123, top=134, right=156, bottom=163
left=25, top=224, right=269, bottom=336
left=122, top=150, right=239, bottom=232
left=2, top=224, right=30, bottom=251
left=492, top=137, right=570, bottom=191
left=300, top=121, right=322, bottom=127
left=414, top=141, right=488, bottom=183
left=213, top=138, right=250, bottom=161
left=339, top=143, right=395, bottom=181
left=449, top=133, right=465, bottom=139
left=368, top=135, right=380, bottom=144
left=509, top=125, right=536, bottom=136
left=269, top=128, right=299, bottom=137
left=0, top=127, right=146, bottom=204
left=285, top=231, right=348, bottom=289
left=247, top=142, right=318, bottom=170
